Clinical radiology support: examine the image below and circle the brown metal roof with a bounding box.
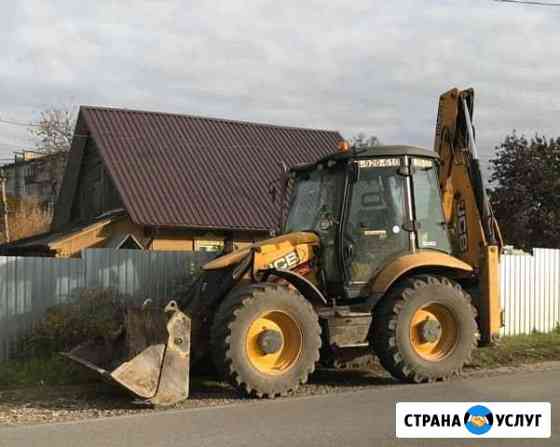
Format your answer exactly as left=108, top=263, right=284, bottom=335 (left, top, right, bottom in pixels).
left=77, top=107, right=342, bottom=231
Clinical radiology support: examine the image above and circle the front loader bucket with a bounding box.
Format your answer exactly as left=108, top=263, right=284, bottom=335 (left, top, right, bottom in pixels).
left=62, top=301, right=191, bottom=406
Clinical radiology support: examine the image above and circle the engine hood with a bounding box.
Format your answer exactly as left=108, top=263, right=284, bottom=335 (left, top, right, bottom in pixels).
left=202, top=232, right=319, bottom=271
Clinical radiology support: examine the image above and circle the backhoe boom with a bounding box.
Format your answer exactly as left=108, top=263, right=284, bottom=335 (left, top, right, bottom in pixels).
left=434, top=88, right=503, bottom=342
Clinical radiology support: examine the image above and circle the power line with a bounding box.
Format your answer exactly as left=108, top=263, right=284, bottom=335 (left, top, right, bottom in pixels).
left=493, top=0, right=560, bottom=6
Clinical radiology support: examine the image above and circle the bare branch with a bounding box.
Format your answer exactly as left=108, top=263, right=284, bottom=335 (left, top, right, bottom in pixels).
left=28, top=107, right=77, bottom=154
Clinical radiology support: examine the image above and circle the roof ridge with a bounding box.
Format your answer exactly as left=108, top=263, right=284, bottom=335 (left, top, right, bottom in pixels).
left=80, top=105, right=340, bottom=134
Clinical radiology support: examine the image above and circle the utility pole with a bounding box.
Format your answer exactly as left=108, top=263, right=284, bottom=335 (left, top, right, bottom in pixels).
left=0, top=171, right=10, bottom=243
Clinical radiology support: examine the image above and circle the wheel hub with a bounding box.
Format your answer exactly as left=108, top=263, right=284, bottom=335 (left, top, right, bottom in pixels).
left=246, top=311, right=303, bottom=375
left=420, top=319, right=442, bottom=343
left=409, top=303, right=458, bottom=361
left=257, top=329, right=283, bottom=354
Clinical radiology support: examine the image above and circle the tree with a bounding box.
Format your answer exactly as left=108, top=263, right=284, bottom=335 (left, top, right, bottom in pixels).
left=348, top=133, right=380, bottom=149
left=489, top=132, right=560, bottom=250
left=29, top=107, right=77, bottom=153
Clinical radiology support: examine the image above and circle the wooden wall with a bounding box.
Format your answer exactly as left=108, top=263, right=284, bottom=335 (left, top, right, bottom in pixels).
left=148, top=229, right=267, bottom=252
left=70, top=140, right=123, bottom=223
left=50, top=215, right=268, bottom=257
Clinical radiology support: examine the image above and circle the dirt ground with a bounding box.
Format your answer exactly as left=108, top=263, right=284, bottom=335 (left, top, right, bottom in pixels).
left=1, top=360, right=559, bottom=428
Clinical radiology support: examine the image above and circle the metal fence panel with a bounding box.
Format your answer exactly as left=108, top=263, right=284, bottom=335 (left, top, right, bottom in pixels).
left=82, top=249, right=214, bottom=302
left=501, top=249, right=560, bottom=336
left=0, top=249, right=214, bottom=362
left=0, top=256, right=84, bottom=362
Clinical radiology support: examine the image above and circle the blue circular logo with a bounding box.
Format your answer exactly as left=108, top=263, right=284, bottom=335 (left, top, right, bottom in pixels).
left=464, top=405, right=494, bottom=435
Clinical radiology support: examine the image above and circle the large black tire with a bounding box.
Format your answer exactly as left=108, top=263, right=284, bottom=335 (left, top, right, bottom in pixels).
left=372, top=274, right=478, bottom=383
left=210, top=283, right=321, bottom=398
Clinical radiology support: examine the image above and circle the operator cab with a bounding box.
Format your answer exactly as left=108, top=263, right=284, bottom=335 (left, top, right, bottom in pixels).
left=284, top=145, right=451, bottom=299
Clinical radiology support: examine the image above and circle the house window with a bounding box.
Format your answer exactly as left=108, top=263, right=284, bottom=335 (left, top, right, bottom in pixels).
left=194, top=239, right=224, bottom=252
left=24, top=164, right=36, bottom=181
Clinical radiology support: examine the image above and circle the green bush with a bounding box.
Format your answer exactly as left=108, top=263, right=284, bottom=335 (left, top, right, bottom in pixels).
left=23, top=288, right=128, bottom=357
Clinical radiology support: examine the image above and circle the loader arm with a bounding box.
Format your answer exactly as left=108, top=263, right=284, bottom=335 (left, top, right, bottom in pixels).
left=434, top=88, right=503, bottom=342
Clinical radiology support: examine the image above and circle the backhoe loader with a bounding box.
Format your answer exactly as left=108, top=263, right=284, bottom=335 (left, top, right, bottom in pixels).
left=63, top=88, right=503, bottom=404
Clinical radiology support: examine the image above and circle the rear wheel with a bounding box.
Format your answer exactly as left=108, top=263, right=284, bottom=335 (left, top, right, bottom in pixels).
left=211, top=283, right=321, bottom=397
left=372, top=274, right=478, bottom=383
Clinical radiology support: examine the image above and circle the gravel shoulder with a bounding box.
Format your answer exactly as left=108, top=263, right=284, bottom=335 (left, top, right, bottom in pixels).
left=1, top=360, right=559, bottom=428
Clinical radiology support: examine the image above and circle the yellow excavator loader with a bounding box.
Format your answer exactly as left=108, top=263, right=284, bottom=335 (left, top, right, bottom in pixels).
left=63, top=88, right=503, bottom=404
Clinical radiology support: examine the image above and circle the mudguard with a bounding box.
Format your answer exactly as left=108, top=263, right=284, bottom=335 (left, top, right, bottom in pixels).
left=263, top=268, right=327, bottom=306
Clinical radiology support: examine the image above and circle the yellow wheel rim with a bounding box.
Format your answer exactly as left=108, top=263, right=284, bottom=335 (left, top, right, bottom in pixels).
left=409, top=303, right=458, bottom=361
left=246, top=311, right=303, bottom=375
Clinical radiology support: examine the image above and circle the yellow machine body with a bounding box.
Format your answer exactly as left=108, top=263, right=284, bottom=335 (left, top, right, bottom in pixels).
left=203, top=232, right=319, bottom=275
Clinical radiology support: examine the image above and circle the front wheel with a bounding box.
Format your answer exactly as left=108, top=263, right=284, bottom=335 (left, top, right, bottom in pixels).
left=372, top=274, right=478, bottom=383
left=210, top=283, right=321, bottom=398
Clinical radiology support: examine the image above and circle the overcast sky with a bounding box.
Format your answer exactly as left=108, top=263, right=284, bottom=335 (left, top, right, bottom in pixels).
left=1, top=0, right=559, bottom=173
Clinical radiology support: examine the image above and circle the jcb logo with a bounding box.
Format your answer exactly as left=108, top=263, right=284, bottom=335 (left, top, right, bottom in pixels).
left=269, top=251, right=300, bottom=270
left=457, top=200, right=468, bottom=253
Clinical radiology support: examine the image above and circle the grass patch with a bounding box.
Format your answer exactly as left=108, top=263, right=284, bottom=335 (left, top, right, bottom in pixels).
left=470, top=330, right=560, bottom=369
left=0, top=355, right=97, bottom=389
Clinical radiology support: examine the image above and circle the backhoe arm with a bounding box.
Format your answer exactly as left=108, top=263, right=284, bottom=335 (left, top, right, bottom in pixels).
left=434, top=88, right=503, bottom=342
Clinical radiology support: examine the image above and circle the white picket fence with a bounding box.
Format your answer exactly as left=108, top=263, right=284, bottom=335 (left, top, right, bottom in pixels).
left=501, top=248, right=560, bottom=336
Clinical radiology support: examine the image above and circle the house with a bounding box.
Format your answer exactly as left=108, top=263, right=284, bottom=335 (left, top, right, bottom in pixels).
left=1, top=107, right=342, bottom=256
left=1, top=150, right=67, bottom=211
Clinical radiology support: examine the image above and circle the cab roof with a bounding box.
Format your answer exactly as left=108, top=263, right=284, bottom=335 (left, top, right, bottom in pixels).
left=292, top=145, right=438, bottom=172
left=327, top=145, right=438, bottom=161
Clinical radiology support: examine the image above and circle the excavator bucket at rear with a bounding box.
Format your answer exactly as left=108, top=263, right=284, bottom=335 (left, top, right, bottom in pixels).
left=61, top=301, right=190, bottom=406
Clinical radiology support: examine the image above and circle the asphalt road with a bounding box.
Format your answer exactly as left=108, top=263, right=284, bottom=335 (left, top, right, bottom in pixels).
left=1, top=368, right=558, bottom=447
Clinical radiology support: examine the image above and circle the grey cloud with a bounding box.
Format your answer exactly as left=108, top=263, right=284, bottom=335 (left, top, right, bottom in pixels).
left=1, top=0, right=559, bottom=164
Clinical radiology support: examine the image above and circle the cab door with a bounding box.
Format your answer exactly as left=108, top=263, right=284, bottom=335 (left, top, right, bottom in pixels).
left=410, top=158, right=451, bottom=252
left=342, top=157, right=411, bottom=286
